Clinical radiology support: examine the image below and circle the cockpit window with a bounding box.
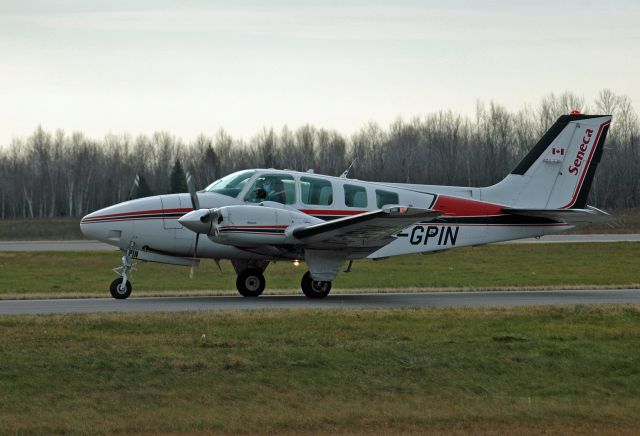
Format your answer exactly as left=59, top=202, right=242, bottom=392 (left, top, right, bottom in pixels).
left=244, top=174, right=296, bottom=205
left=204, top=170, right=255, bottom=198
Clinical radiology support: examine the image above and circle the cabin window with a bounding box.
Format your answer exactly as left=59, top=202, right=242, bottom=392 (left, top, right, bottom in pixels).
left=244, top=174, right=296, bottom=204
left=300, top=177, right=333, bottom=206
left=375, top=189, right=399, bottom=208
left=344, top=184, right=367, bottom=208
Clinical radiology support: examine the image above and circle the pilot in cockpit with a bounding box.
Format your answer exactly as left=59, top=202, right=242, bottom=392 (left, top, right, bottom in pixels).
left=265, top=178, right=286, bottom=204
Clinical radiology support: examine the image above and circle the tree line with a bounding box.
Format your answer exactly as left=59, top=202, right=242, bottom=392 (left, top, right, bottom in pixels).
left=1, top=89, right=638, bottom=219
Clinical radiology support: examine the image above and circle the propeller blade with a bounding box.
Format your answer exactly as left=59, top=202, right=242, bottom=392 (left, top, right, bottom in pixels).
left=128, top=174, right=141, bottom=200
left=185, top=171, right=200, bottom=210
left=190, top=232, right=201, bottom=277
left=193, top=232, right=200, bottom=258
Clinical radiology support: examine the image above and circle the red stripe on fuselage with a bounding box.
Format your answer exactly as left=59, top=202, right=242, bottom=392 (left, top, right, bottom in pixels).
left=87, top=208, right=361, bottom=221
left=433, top=196, right=504, bottom=216
left=87, top=208, right=193, bottom=220
left=81, top=217, right=166, bottom=224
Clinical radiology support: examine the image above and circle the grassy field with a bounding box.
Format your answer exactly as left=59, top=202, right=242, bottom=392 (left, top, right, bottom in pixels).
left=1, top=306, right=639, bottom=434
left=0, top=243, right=638, bottom=299
left=564, top=207, right=640, bottom=234
left=0, top=208, right=639, bottom=241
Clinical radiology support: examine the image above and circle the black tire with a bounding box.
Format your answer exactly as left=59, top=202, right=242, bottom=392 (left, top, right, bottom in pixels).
left=236, top=269, right=265, bottom=297
left=301, top=271, right=331, bottom=299
left=110, top=277, right=132, bottom=299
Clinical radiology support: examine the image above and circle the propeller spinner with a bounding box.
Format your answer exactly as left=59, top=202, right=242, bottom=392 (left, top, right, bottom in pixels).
left=178, top=209, right=215, bottom=235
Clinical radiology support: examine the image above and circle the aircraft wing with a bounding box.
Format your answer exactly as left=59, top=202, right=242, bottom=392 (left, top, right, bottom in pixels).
left=503, top=206, right=611, bottom=225
left=293, top=206, right=440, bottom=249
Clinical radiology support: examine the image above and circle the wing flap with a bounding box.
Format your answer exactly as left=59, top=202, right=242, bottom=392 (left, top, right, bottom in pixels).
left=293, top=206, right=440, bottom=248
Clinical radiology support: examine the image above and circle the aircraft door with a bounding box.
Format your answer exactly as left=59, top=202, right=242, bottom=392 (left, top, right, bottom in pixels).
left=160, top=195, right=184, bottom=229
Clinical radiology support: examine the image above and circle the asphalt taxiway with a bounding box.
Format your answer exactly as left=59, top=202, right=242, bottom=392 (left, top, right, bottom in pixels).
left=0, top=289, right=638, bottom=315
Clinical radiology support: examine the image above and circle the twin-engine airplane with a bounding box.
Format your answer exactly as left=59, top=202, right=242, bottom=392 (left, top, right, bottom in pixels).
left=81, top=114, right=612, bottom=299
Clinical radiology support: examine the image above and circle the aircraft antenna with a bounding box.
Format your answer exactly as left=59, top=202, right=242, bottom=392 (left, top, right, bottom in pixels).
left=340, top=159, right=357, bottom=179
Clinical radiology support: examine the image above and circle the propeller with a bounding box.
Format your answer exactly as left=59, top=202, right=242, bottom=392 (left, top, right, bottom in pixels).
left=182, top=172, right=224, bottom=275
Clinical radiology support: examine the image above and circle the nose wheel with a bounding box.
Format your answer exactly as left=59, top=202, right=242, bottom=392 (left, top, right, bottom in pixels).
left=301, top=271, right=332, bottom=298
left=110, top=277, right=132, bottom=299
left=110, top=250, right=136, bottom=299
left=236, top=269, right=265, bottom=297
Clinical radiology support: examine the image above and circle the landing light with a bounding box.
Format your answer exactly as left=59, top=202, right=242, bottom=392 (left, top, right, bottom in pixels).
left=293, top=260, right=300, bottom=267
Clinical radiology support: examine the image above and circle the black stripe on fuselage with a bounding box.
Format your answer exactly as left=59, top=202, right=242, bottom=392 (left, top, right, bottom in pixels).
left=218, top=228, right=286, bottom=234
left=83, top=212, right=343, bottom=224
left=313, top=215, right=344, bottom=221
left=422, top=215, right=561, bottom=225
left=81, top=213, right=184, bottom=223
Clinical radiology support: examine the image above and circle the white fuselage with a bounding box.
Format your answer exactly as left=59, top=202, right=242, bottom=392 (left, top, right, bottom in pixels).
left=80, top=169, right=571, bottom=261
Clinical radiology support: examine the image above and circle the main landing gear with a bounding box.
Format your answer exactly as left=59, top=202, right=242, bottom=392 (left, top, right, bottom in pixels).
left=110, top=250, right=135, bottom=299
left=301, top=271, right=332, bottom=299
left=231, top=260, right=332, bottom=299
left=234, top=269, right=331, bottom=298
left=232, top=260, right=268, bottom=297
left=236, top=269, right=266, bottom=297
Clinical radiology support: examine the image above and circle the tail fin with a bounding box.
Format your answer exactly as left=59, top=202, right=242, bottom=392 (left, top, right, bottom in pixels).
left=484, top=114, right=611, bottom=209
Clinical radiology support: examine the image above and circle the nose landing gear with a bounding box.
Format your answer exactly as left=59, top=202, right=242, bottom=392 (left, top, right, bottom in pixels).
left=110, top=250, right=136, bottom=299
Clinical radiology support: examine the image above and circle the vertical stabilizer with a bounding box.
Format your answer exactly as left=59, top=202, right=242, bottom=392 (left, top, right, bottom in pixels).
left=483, top=114, right=611, bottom=209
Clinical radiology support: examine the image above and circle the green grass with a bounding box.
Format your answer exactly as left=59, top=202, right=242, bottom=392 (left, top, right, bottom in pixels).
left=565, top=207, right=640, bottom=234
left=0, top=243, right=638, bottom=299
left=1, top=306, right=639, bottom=434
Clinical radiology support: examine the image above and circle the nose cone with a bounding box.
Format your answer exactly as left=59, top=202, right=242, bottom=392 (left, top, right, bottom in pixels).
left=80, top=197, right=163, bottom=244
left=178, top=209, right=214, bottom=234
left=80, top=208, right=112, bottom=241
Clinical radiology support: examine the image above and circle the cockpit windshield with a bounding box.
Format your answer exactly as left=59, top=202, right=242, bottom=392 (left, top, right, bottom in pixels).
left=204, top=170, right=256, bottom=198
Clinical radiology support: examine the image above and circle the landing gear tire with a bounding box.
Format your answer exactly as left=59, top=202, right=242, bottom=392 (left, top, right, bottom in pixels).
left=110, top=277, right=132, bottom=299
left=301, top=271, right=331, bottom=299
left=236, top=269, right=265, bottom=297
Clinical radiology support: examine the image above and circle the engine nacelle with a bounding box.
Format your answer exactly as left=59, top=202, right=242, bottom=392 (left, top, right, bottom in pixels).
left=210, top=205, right=318, bottom=247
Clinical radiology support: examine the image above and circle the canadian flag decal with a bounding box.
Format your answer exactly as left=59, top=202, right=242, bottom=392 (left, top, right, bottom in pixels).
left=552, top=148, right=564, bottom=156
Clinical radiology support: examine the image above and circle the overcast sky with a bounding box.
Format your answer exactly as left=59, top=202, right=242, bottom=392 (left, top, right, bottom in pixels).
left=1, top=0, right=639, bottom=146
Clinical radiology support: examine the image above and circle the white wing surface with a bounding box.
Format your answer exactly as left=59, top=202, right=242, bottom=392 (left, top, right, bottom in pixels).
left=293, top=206, right=440, bottom=249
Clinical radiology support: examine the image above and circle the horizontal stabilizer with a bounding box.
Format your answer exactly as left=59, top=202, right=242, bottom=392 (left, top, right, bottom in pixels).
left=503, top=206, right=611, bottom=225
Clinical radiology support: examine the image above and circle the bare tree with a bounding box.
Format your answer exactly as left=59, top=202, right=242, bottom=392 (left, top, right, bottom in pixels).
left=0, top=89, right=637, bottom=218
